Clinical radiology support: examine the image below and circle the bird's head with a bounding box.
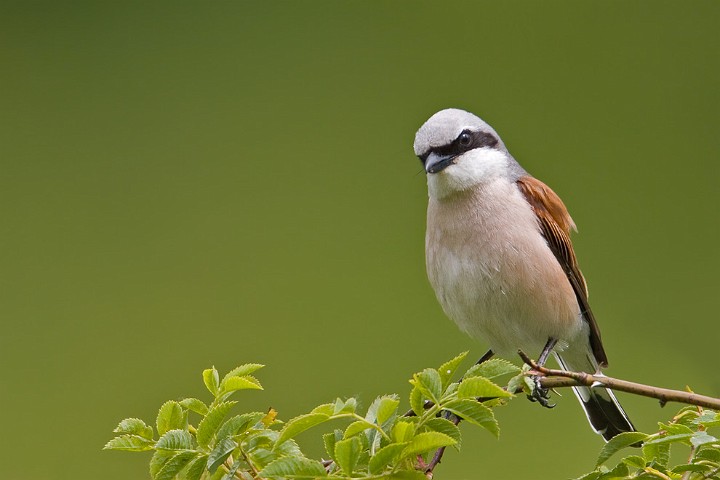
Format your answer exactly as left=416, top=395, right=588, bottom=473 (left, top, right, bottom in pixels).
left=413, top=108, right=521, bottom=199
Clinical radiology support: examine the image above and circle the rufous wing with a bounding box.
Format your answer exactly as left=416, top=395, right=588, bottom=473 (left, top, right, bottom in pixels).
left=516, top=176, right=608, bottom=368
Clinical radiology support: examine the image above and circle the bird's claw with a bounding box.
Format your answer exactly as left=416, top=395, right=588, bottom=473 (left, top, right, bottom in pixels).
left=526, top=375, right=555, bottom=408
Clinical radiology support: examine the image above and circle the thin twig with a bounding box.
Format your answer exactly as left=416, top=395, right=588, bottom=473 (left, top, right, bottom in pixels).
left=518, top=350, right=720, bottom=410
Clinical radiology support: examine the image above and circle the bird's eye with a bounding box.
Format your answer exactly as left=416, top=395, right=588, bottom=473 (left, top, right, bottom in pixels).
left=458, top=131, right=473, bottom=147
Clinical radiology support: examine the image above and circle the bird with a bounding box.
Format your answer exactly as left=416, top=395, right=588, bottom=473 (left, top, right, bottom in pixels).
left=413, top=108, right=634, bottom=441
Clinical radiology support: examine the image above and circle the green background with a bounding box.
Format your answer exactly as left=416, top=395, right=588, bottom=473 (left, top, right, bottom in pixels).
left=1, top=2, right=718, bottom=479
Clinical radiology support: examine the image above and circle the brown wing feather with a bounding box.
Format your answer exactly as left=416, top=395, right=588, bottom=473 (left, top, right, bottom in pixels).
left=516, top=176, right=608, bottom=368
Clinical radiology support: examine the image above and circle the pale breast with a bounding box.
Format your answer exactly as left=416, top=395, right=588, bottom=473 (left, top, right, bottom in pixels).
left=425, top=179, right=582, bottom=356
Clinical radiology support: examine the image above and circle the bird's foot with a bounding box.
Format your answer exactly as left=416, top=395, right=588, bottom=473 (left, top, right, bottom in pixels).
left=526, top=375, right=555, bottom=408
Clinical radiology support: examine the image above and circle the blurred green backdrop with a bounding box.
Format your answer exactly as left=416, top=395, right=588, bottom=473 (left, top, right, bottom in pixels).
left=1, top=2, right=718, bottom=479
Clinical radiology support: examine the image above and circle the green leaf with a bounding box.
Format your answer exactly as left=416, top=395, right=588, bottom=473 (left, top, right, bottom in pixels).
left=156, top=429, right=194, bottom=451
left=465, top=358, right=521, bottom=380
left=392, top=421, right=416, bottom=443
left=457, top=376, right=512, bottom=400
left=206, top=436, right=238, bottom=473
left=179, top=398, right=209, bottom=416
left=437, top=352, right=468, bottom=389
left=412, top=368, right=442, bottom=403
left=443, top=399, right=499, bottom=437
left=221, top=363, right=264, bottom=383
left=644, top=433, right=693, bottom=446
left=690, top=431, right=718, bottom=447
left=401, top=432, right=456, bottom=459
left=695, top=448, right=720, bottom=462
left=275, top=413, right=330, bottom=447
left=597, top=462, right=628, bottom=479
left=103, top=434, right=155, bottom=451
left=334, top=436, right=362, bottom=476
left=215, top=412, right=264, bottom=441
left=310, top=403, right=335, bottom=416
left=672, top=464, right=713, bottom=474
left=596, top=432, right=649, bottom=466
left=113, top=417, right=154, bottom=440
left=694, top=410, right=720, bottom=428
left=368, top=442, right=409, bottom=474
left=181, top=454, right=208, bottom=480
left=571, top=471, right=602, bottom=480
left=155, top=451, right=197, bottom=480
left=621, top=455, right=646, bottom=469
left=377, top=396, right=400, bottom=425
left=642, top=441, right=670, bottom=468
left=150, top=450, right=175, bottom=479
left=343, top=420, right=375, bottom=439
left=323, top=431, right=338, bottom=461
left=196, top=401, right=237, bottom=448
left=333, top=397, right=357, bottom=415
left=218, top=376, right=263, bottom=396
left=259, top=457, right=327, bottom=479
left=157, top=401, right=185, bottom=436
left=203, top=367, right=220, bottom=396
left=410, top=386, right=424, bottom=417
left=424, top=418, right=462, bottom=450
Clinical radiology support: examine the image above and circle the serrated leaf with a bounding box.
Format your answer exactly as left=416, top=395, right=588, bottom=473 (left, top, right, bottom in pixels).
left=203, top=367, right=220, bottom=396
left=113, top=417, right=154, bottom=440
left=221, top=364, right=264, bottom=383
left=409, top=386, right=424, bottom=416
left=343, top=420, right=375, bottom=439
left=156, top=429, right=194, bottom=450
left=275, top=413, right=330, bottom=447
left=412, top=368, right=442, bottom=403
left=392, top=421, right=416, bottom=443
left=424, top=418, right=462, bottom=450
left=219, top=376, right=263, bottom=395
left=216, top=412, right=264, bottom=441
left=596, top=432, right=649, bottom=466
left=365, top=395, right=400, bottom=425
left=465, top=358, right=521, bottom=380
left=443, top=399, right=499, bottom=437
left=206, top=436, right=238, bottom=473
left=691, top=431, right=718, bottom=447
left=323, top=432, right=338, bottom=461
left=181, top=454, right=208, bottom=480
left=659, top=421, right=694, bottom=435
left=311, top=403, right=335, bottom=416
left=196, top=401, right=237, bottom=448
left=155, top=451, right=197, bottom=480
left=259, top=457, right=327, bottom=479
left=376, top=396, right=400, bottom=425
left=150, top=450, right=175, bottom=479
left=672, top=464, right=713, bottom=474
left=621, top=455, right=646, bottom=469
left=333, top=397, right=357, bottom=415
left=642, top=441, right=670, bottom=468
left=598, top=461, right=628, bottom=479
left=401, top=432, right=456, bottom=459
left=368, top=442, right=409, bottom=474
left=335, top=436, right=362, bottom=475
left=438, top=352, right=468, bottom=390
left=179, top=398, right=209, bottom=416
left=457, top=376, right=512, bottom=399
left=103, top=434, right=155, bottom=451
left=644, top=433, right=693, bottom=446
left=695, top=447, right=720, bottom=462
left=157, top=401, right=185, bottom=436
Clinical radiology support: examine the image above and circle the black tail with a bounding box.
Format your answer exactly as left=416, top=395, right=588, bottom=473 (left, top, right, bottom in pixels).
left=555, top=353, right=635, bottom=441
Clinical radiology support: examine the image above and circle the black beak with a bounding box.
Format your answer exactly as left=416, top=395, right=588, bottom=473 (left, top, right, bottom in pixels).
left=424, top=151, right=456, bottom=174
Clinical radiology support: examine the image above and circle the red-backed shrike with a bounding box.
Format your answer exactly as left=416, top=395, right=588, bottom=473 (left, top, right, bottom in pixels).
left=413, top=108, right=634, bottom=441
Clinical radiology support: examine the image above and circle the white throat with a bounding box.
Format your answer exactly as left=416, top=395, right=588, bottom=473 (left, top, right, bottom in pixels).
left=427, top=148, right=509, bottom=200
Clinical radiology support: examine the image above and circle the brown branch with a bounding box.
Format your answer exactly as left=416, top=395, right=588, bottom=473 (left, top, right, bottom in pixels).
left=518, top=350, right=720, bottom=410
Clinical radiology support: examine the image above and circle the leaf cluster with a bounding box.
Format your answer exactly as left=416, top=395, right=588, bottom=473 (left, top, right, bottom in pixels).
left=104, top=353, right=521, bottom=479
left=577, top=406, right=720, bottom=480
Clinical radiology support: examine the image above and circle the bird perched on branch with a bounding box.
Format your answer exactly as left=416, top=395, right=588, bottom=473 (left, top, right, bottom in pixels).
left=413, top=108, right=634, bottom=441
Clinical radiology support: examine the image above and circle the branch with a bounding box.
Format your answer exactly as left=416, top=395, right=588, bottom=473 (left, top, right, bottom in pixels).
left=518, top=350, right=720, bottom=410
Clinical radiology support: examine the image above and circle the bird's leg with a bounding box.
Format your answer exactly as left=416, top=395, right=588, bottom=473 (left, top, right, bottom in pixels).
left=527, top=338, right=557, bottom=408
